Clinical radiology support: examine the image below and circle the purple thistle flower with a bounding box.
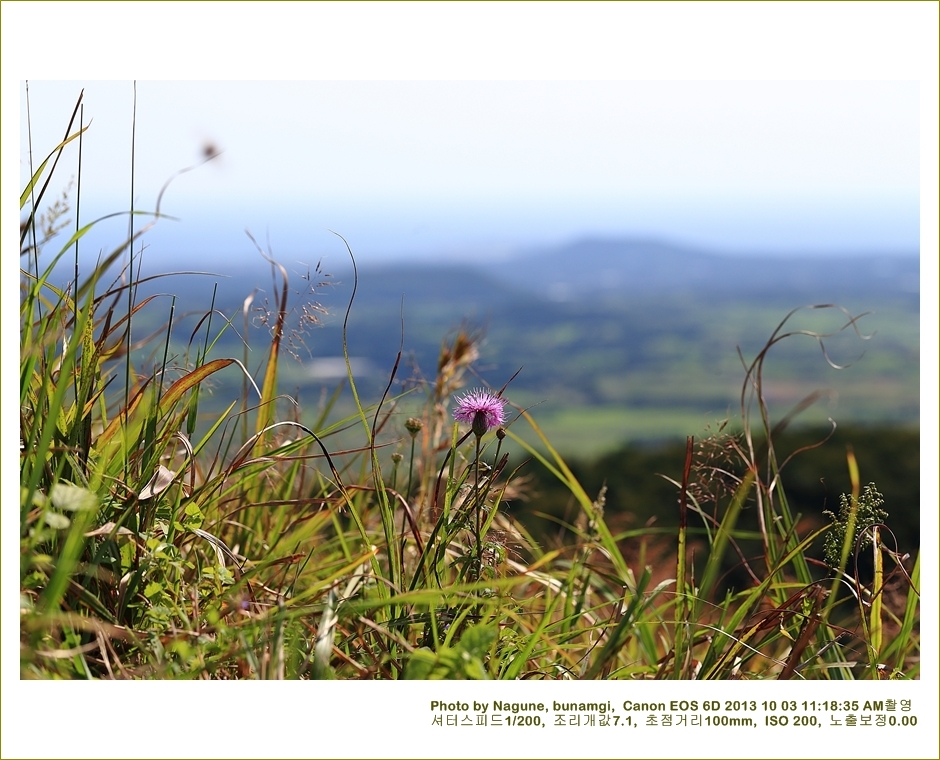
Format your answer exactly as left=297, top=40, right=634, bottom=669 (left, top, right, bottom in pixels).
left=453, top=389, right=506, bottom=438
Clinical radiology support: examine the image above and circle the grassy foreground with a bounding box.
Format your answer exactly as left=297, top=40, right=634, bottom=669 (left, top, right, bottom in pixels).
left=19, top=94, right=919, bottom=680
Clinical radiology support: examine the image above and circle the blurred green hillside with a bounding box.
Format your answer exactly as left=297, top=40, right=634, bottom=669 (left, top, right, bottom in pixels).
left=127, top=239, right=919, bottom=459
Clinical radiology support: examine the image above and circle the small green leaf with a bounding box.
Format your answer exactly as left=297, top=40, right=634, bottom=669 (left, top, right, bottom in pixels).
left=143, top=581, right=164, bottom=599
left=404, top=649, right=438, bottom=679
left=181, top=503, right=204, bottom=530
left=459, top=623, right=497, bottom=660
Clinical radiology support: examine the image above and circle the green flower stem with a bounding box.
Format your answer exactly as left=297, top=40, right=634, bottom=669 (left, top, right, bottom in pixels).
left=473, top=433, right=482, bottom=582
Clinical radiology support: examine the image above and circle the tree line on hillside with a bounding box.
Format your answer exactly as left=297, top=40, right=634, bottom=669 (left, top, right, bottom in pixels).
left=511, top=424, right=920, bottom=591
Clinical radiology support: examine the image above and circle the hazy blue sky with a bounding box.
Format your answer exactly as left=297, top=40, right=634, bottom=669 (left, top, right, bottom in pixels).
left=5, top=4, right=937, bottom=270
left=15, top=78, right=922, bottom=262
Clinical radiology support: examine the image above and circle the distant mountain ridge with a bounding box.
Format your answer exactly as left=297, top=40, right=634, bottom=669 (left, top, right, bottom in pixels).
left=116, top=235, right=920, bottom=315
left=491, top=237, right=919, bottom=301
left=96, top=234, right=918, bottom=452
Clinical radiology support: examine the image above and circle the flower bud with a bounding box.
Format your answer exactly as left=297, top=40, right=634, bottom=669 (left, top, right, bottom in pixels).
left=471, top=410, right=489, bottom=439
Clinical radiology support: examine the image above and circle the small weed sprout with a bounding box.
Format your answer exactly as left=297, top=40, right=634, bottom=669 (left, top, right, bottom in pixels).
left=823, top=482, right=889, bottom=570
